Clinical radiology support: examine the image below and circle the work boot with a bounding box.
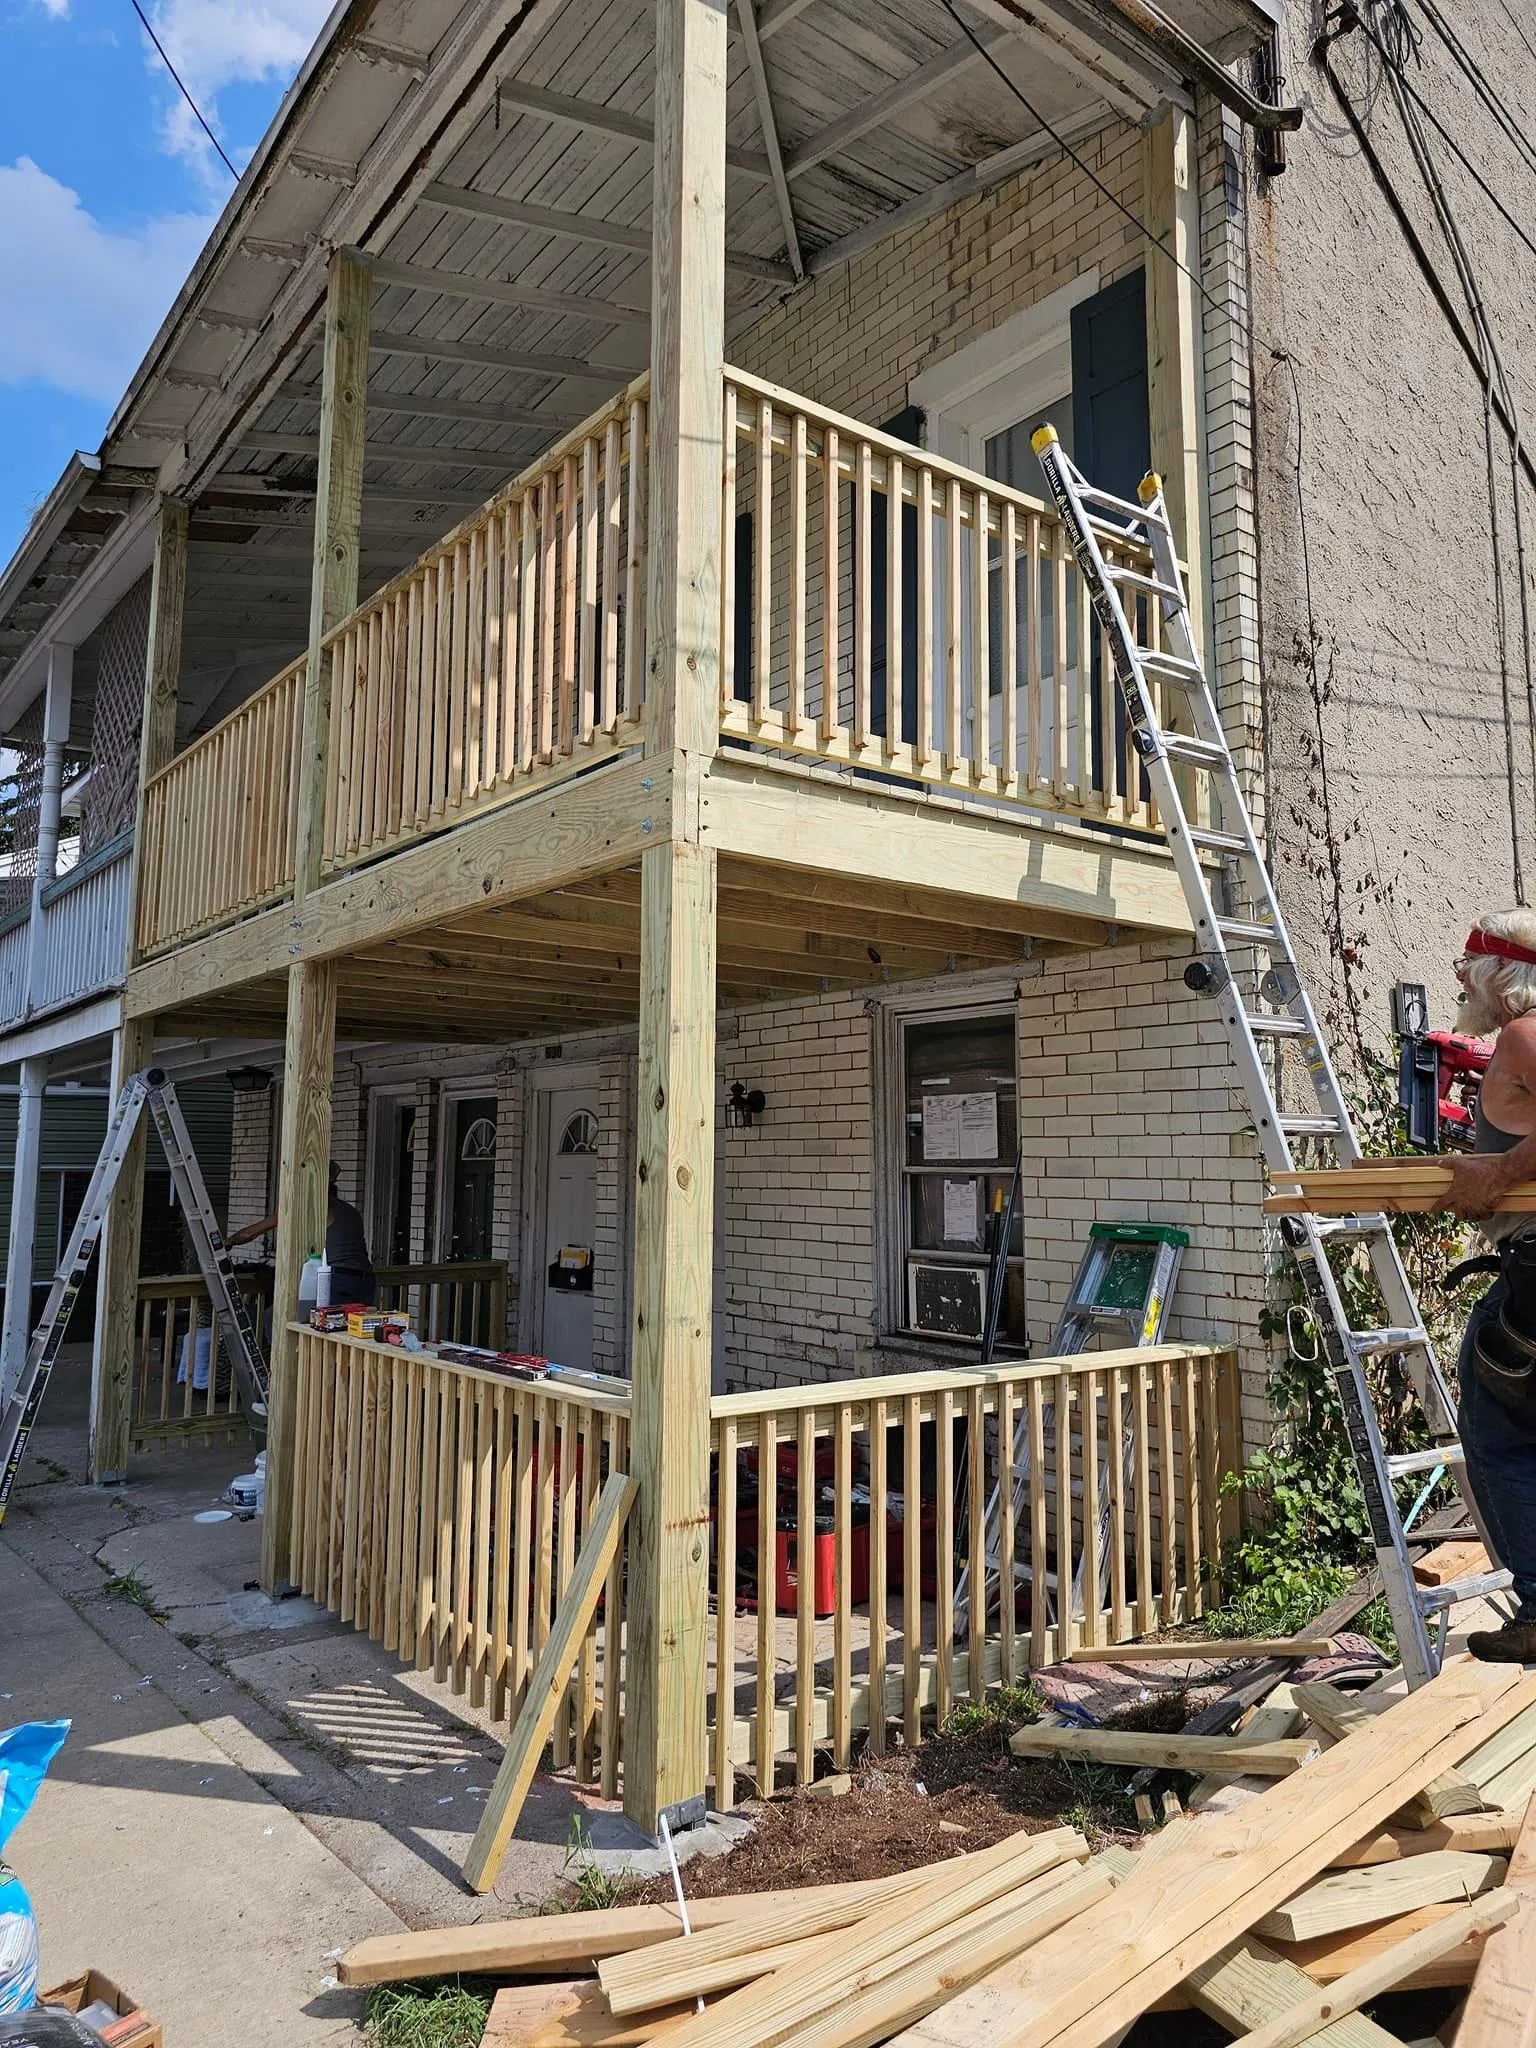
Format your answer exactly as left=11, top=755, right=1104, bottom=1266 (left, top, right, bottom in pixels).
left=1467, top=1618, right=1536, bottom=1663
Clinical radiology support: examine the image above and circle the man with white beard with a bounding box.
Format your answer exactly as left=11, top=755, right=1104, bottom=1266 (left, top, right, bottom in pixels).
left=1442, top=911, right=1536, bottom=1660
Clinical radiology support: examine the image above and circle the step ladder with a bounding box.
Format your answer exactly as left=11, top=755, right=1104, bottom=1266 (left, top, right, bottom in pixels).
left=1030, top=423, right=1511, bottom=1686
left=0, top=1067, right=269, bottom=1522
left=953, top=1223, right=1188, bottom=1635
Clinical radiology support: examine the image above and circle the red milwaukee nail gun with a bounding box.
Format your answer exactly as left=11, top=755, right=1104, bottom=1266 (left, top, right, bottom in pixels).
left=1394, top=983, right=1493, bottom=1151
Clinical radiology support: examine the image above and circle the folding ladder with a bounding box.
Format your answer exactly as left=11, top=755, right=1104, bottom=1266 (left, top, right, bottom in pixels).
left=0, top=1067, right=269, bottom=1521
left=1030, top=423, right=1510, bottom=1685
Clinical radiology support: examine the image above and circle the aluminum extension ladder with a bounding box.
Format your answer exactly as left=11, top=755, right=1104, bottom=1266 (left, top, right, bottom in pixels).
left=1031, top=422, right=1511, bottom=1686
left=953, top=1223, right=1187, bottom=1634
left=0, top=1067, right=269, bottom=1521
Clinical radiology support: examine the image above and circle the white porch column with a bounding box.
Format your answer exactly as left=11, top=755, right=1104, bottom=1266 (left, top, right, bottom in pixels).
left=1, top=1057, right=48, bottom=1401
left=25, top=645, right=73, bottom=1013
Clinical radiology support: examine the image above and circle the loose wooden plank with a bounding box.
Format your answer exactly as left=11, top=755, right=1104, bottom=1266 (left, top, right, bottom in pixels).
left=1228, top=1891, right=1519, bottom=2048
left=1253, top=1851, right=1506, bottom=1943
left=891, top=1660, right=1533, bottom=2048
left=1189, top=1686, right=1302, bottom=1811
left=1414, top=1540, right=1489, bottom=1588
left=484, top=1982, right=696, bottom=2048
left=1008, top=1726, right=1319, bottom=1777
left=1293, top=1681, right=1484, bottom=1826
left=1455, top=1773, right=1536, bottom=2044
left=1064, top=1637, right=1334, bottom=1665
left=1331, top=1811, right=1527, bottom=1867
left=462, top=1474, right=637, bottom=1892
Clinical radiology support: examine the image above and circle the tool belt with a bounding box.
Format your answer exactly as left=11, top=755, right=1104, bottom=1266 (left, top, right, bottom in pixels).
left=1468, top=1236, right=1536, bottom=1422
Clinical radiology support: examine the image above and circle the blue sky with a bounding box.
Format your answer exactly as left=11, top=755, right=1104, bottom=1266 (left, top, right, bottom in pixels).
left=0, top=0, right=335, bottom=566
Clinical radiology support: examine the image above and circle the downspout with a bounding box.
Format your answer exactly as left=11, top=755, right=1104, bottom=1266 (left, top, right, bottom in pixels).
left=1073, top=0, right=1304, bottom=131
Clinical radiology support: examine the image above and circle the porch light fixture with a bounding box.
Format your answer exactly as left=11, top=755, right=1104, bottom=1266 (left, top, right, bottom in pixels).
left=725, top=1082, right=766, bottom=1130
left=227, top=1065, right=273, bottom=1093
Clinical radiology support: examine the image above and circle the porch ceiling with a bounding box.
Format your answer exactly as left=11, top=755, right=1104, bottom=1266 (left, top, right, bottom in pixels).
left=1, top=0, right=1278, bottom=736
left=147, top=849, right=1123, bottom=1044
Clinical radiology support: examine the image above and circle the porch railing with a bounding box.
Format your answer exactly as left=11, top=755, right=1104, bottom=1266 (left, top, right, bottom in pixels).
left=0, top=834, right=135, bottom=1027
left=719, top=368, right=1164, bottom=829
left=374, top=1259, right=509, bottom=1348
left=292, top=1336, right=1241, bottom=1804
left=130, top=1270, right=268, bottom=1447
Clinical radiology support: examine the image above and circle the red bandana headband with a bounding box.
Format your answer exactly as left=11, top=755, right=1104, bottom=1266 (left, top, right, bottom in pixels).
left=1465, top=928, right=1536, bottom=967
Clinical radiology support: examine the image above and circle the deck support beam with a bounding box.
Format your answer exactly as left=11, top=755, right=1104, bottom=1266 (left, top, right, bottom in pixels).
left=90, top=497, right=186, bottom=1481
left=263, top=245, right=369, bottom=1588
left=624, top=0, right=728, bottom=1833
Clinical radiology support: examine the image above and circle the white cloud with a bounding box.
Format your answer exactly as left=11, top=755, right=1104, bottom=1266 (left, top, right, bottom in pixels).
left=0, top=159, right=216, bottom=404
left=29, top=0, right=70, bottom=17
left=142, top=0, right=334, bottom=178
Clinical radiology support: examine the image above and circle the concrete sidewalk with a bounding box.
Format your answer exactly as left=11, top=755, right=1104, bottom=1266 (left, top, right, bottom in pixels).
left=2, top=1539, right=401, bottom=2046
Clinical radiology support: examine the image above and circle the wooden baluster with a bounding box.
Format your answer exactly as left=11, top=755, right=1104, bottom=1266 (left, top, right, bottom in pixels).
left=868, top=1397, right=888, bottom=1754
left=431, top=554, right=454, bottom=820
left=715, top=1415, right=739, bottom=1810
left=433, top=1370, right=456, bottom=1683
left=821, top=424, right=841, bottom=745
left=289, top=1333, right=311, bottom=1573
left=338, top=1347, right=364, bottom=1622
left=559, top=454, right=579, bottom=755
left=623, top=396, right=647, bottom=721
left=331, top=625, right=356, bottom=860
left=967, top=1383, right=986, bottom=1705
left=902, top=1391, right=921, bottom=1748
left=1052, top=526, right=1070, bottom=799
left=366, top=1354, right=390, bottom=1639
left=414, top=1363, right=439, bottom=1669
left=1054, top=1374, right=1075, bottom=1659
left=601, top=416, right=622, bottom=734
left=533, top=1398, right=556, bottom=1702
left=1108, top=1366, right=1129, bottom=1645
left=795, top=1406, right=815, bottom=1787
left=944, top=476, right=962, bottom=774
left=511, top=1388, right=535, bottom=1716
left=497, top=504, right=519, bottom=782
left=720, top=381, right=738, bottom=709
left=1133, top=1360, right=1155, bottom=1638
left=466, top=526, right=487, bottom=800
left=450, top=1376, right=474, bottom=1693
left=998, top=1382, right=1017, bottom=1684
left=754, top=398, right=773, bottom=722
left=971, top=489, right=990, bottom=785
left=397, top=1357, right=423, bottom=1660
left=398, top=588, right=419, bottom=837
left=917, top=469, right=935, bottom=768
left=480, top=515, right=503, bottom=794
left=489, top=1384, right=514, bottom=1721
left=388, top=591, right=410, bottom=843
left=885, top=453, right=903, bottom=760
left=1026, top=510, right=1043, bottom=790
left=999, top=504, right=1019, bottom=795
left=471, top=1378, right=494, bottom=1707
left=315, top=1335, right=340, bottom=1600
left=832, top=1402, right=852, bottom=1768
left=518, top=494, right=538, bottom=772
left=789, top=411, right=809, bottom=739
left=599, top=1411, right=628, bottom=1799
left=446, top=540, right=469, bottom=812
left=1074, top=534, right=1091, bottom=805
left=1182, top=1355, right=1204, bottom=1619
left=1081, top=1369, right=1101, bottom=1649
left=1028, top=1377, right=1047, bottom=1668
left=357, top=610, right=379, bottom=853
left=538, top=475, right=557, bottom=762
left=935, top=1387, right=954, bottom=1725
left=577, top=1407, right=602, bottom=1779
left=1097, top=565, right=1118, bottom=817
left=1201, top=1354, right=1223, bottom=1597
left=1163, top=1351, right=1187, bottom=1622
left=580, top=436, right=599, bottom=746
left=854, top=441, right=872, bottom=750
left=755, top=1411, right=777, bottom=1797
left=552, top=1402, right=578, bottom=1763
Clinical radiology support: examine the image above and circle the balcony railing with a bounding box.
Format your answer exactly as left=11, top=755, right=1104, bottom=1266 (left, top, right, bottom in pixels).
left=134, top=364, right=1171, bottom=959
left=0, top=831, right=134, bottom=1029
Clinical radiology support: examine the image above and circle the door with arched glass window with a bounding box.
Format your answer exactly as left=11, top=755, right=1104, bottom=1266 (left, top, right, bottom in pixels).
left=541, top=1085, right=599, bottom=1371
left=446, top=1095, right=498, bottom=1262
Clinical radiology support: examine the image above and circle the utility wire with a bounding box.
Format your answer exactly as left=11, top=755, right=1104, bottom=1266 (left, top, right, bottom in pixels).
left=129, top=0, right=238, bottom=180
left=937, top=0, right=1253, bottom=354
left=1495, top=0, right=1536, bottom=73
left=1409, top=0, right=1536, bottom=185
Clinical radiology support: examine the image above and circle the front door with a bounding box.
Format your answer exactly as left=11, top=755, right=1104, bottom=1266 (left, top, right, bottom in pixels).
left=446, top=1095, right=498, bottom=1262
left=540, top=1087, right=599, bottom=1371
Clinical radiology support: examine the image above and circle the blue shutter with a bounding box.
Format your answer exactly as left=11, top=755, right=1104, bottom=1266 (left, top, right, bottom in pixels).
left=1070, top=271, right=1150, bottom=501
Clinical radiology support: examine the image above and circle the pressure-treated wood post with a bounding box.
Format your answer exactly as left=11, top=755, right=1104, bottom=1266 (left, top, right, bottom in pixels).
left=1144, top=105, right=1207, bottom=653
left=624, top=0, right=727, bottom=1833
left=89, top=495, right=186, bottom=1482
left=1, top=1057, right=48, bottom=1403
left=262, top=246, right=369, bottom=1590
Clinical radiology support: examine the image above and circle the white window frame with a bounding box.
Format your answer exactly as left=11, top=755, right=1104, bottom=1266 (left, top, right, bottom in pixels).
left=870, top=981, right=1023, bottom=1353
left=909, top=270, right=1099, bottom=470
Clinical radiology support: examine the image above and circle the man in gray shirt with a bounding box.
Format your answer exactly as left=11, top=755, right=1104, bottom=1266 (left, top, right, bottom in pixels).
left=228, top=1160, right=377, bottom=1306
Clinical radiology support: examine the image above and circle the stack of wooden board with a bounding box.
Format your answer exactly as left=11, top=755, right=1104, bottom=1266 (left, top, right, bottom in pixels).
left=1263, top=1158, right=1536, bottom=1215
left=337, top=1656, right=1536, bottom=2048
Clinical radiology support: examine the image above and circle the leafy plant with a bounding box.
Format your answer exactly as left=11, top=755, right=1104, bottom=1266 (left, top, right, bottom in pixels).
left=363, top=1981, right=494, bottom=2048
left=102, top=1570, right=167, bottom=1622
left=545, top=1814, right=626, bottom=1914
left=940, top=1681, right=1046, bottom=1741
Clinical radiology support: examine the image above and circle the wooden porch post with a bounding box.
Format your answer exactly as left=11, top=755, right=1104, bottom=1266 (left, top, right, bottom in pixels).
left=89, top=496, right=186, bottom=1483
left=1144, top=105, right=1207, bottom=653
left=624, top=0, right=727, bottom=1832
left=261, top=246, right=369, bottom=1590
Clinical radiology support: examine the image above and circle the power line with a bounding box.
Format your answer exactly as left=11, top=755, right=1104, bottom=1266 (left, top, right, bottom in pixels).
left=128, top=0, right=238, bottom=180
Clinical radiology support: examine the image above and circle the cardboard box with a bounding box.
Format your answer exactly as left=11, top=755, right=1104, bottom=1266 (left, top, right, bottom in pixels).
left=41, top=1972, right=162, bottom=2048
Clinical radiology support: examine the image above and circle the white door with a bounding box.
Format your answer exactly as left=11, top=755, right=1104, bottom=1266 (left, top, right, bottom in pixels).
left=541, top=1087, right=599, bottom=1370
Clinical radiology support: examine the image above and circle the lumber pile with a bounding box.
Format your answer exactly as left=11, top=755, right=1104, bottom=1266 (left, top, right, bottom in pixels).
left=337, top=1656, right=1536, bottom=2048
left=1263, top=1157, right=1536, bottom=1215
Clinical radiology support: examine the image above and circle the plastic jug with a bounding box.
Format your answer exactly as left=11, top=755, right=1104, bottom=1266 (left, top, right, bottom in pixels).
left=297, top=1255, right=321, bottom=1317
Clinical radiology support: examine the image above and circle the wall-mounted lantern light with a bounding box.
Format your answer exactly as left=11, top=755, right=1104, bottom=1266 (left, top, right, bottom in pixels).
left=725, top=1082, right=767, bottom=1130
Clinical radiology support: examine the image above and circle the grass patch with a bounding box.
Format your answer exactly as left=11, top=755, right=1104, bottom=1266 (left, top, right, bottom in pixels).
left=939, top=1681, right=1047, bottom=1741
left=102, top=1570, right=167, bottom=1622
left=363, top=1981, right=494, bottom=2048
left=543, top=1815, right=628, bottom=1914
left=1053, top=1759, right=1137, bottom=1845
